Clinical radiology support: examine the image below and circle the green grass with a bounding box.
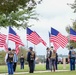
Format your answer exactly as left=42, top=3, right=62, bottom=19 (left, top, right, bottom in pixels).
left=14, top=71, right=76, bottom=75
left=0, top=64, right=70, bottom=73
left=0, top=64, right=76, bottom=75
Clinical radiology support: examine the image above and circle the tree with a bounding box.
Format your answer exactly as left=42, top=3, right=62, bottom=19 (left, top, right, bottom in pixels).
left=68, top=0, right=76, bottom=13
left=18, top=46, right=27, bottom=59
left=0, top=50, right=6, bottom=65
left=66, top=21, right=76, bottom=49
left=66, top=0, right=76, bottom=49
left=0, top=0, right=42, bottom=28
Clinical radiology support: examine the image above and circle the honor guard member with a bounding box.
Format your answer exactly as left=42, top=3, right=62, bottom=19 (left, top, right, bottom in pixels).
left=27, top=47, right=36, bottom=73
left=68, top=46, right=75, bottom=71
left=5, top=48, right=14, bottom=75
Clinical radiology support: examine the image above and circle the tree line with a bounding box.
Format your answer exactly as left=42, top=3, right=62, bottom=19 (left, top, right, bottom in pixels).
left=0, top=47, right=27, bottom=65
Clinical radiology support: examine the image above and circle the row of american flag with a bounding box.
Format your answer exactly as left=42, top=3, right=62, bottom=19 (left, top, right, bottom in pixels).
left=0, top=26, right=76, bottom=54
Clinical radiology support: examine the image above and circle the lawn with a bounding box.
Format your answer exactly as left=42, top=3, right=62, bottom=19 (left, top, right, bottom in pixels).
left=14, top=71, right=76, bottom=75
left=0, top=64, right=70, bottom=73
left=0, top=64, right=76, bottom=75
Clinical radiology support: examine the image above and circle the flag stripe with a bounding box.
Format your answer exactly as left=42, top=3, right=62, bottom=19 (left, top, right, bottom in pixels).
left=50, top=33, right=68, bottom=48
left=27, top=32, right=41, bottom=45
left=0, top=34, right=8, bottom=51
left=8, top=34, right=24, bottom=45
left=15, top=43, right=20, bottom=55
left=70, top=34, right=76, bottom=41
left=50, top=28, right=68, bottom=48
left=8, top=27, right=24, bottom=46
left=53, top=42, right=60, bottom=50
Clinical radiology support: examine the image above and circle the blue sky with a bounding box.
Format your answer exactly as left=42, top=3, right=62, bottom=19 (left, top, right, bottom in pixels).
left=0, top=0, right=76, bottom=56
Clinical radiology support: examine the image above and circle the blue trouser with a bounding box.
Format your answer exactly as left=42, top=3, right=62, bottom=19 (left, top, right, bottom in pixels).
left=20, top=62, right=24, bottom=69
left=49, top=58, right=56, bottom=71
left=70, top=58, right=75, bottom=71
left=34, top=60, right=35, bottom=70
left=28, top=61, right=34, bottom=73
left=46, top=58, right=49, bottom=70
left=7, top=62, right=14, bottom=75
left=52, top=58, right=56, bottom=71
left=55, top=60, right=58, bottom=70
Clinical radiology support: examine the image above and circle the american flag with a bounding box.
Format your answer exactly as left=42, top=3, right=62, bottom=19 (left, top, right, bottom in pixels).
left=26, top=27, right=41, bottom=45
left=15, top=43, right=20, bottom=55
left=8, top=27, right=24, bottom=46
left=49, top=32, right=60, bottom=50
left=0, top=34, right=8, bottom=51
left=50, top=27, right=68, bottom=48
left=70, top=28, right=76, bottom=42
left=53, top=42, right=60, bottom=51
left=36, top=32, right=47, bottom=46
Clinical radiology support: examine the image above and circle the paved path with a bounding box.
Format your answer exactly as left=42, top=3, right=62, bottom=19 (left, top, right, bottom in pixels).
left=0, top=70, right=69, bottom=75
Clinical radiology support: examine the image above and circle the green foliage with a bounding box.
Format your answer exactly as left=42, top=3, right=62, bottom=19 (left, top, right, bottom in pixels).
left=18, top=47, right=28, bottom=59
left=0, top=0, right=42, bottom=28
left=0, top=50, right=6, bottom=65
left=0, top=0, right=42, bottom=15
left=66, top=21, right=76, bottom=49
left=0, top=47, right=28, bottom=65
left=67, top=0, right=76, bottom=13
left=0, top=8, right=38, bottom=28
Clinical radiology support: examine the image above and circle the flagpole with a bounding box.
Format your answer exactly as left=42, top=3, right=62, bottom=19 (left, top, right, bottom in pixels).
left=63, top=25, right=70, bottom=70
left=26, top=27, right=28, bottom=49
left=26, top=40, right=28, bottom=49
left=49, top=37, right=51, bottom=48
left=66, top=25, right=70, bottom=46
left=68, top=25, right=70, bottom=46
left=6, top=27, right=9, bottom=49
left=5, top=27, right=9, bottom=75
left=34, top=44, right=36, bottom=52
left=48, top=31, right=51, bottom=48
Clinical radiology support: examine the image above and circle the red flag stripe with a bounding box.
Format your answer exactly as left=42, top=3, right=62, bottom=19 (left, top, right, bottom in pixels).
left=0, top=34, right=8, bottom=51
left=50, top=33, right=68, bottom=48
left=53, top=42, right=60, bottom=50
left=27, top=32, right=41, bottom=45
left=15, top=43, right=20, bottom=55
left=70, top=34, right=76, bottom=41
left=8, top=34, right=24, bottom=46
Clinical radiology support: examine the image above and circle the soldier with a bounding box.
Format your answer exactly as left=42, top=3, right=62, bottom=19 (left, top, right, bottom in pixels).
left=27, top=47, right=36, bottom=73
left=5, top=48, right=14, bottom=75
left=68, top=46, right=75, bottom=71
